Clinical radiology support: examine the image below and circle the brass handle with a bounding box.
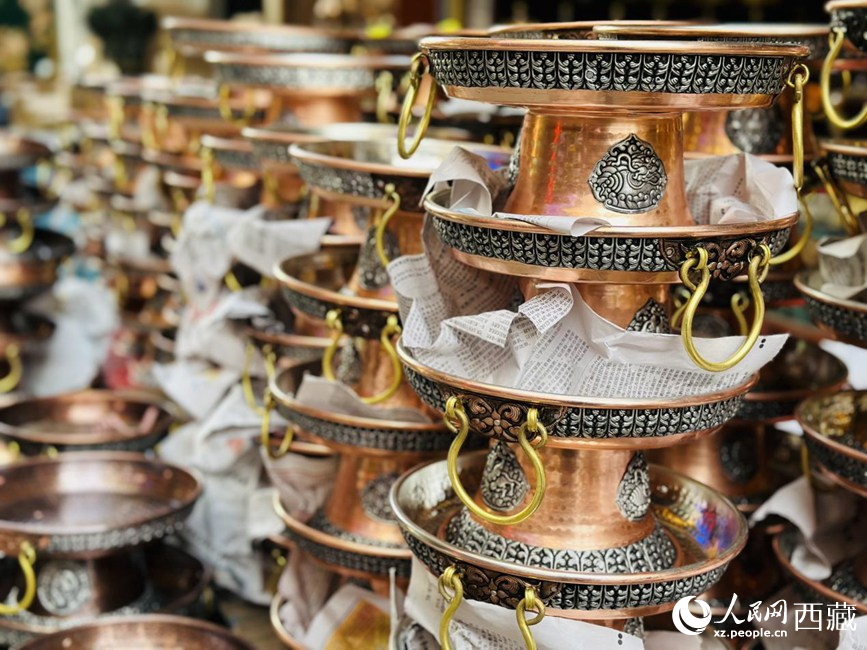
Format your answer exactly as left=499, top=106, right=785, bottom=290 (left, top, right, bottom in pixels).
left=731, top=293, right=750, bottom=337
left=375, top=70, right=394, bottom=124
left=322, top=310, right=403, bottom=405
left=260, top=389, right=295, bottom=460
left=114, top=269, right=130, bottom=309
left=142, top=102, right=169, bottom=151
left=107, top=96, right=125, bottom=142
left=200, top=146, right=216, bottom=204
left=113, top=157, right=129, bottom=194
left=242, top=343, right=266, bottom=417
left=224, top=270, right=243, bottom=292
left=771, top=64, right=812, bottom=266
left=438, top=566, right=464, bottom=650
left=0, top=344, right=22, bottom=395
left=218, top=85, right=256, bottom=127
left=1, top=209, right=34, bottom=254
left=0, top=542, right=36, bottom=615
left=445, top=398, right=547, bottom=526
left=397, top=53, right=436, bottom=159
left=814, top=160, right=861, bottom=236
left=166, top=44, right=185, bottom=79
left=516, top=586, right=545, bottom=650
left=822, top=29, right=867, bottom=131
left=375, top=184, right=401, bottom=268
left=679, top=245, right=771, bottom=372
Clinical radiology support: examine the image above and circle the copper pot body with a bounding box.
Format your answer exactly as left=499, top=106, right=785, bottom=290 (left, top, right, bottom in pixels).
left=279, top=95, right=363, bottom=127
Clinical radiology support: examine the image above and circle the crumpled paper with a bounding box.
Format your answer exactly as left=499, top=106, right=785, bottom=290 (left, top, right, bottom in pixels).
left=752, top=477, right=867, bottom=580
left=818, top=234, right=867, bottom=301
left=152, top=359, right=240, bottom=420
left=276, top=551, right=340, bottom=642
left=262, top=443, right=338, bottom=524
left=295, top=375, right=433, bottom=424
left=302, top=583, right=392, bottom=649
left=227, top=214, right=331, bottom=279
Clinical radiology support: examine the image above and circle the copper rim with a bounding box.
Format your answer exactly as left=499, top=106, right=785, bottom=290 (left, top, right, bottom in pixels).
left=200, top=133, right=254, bottom=154
left=0, top=390, right=175, bottom=447
left=273, top=492, right=410, bottom=561
left=425, top=190, right=801, bottom=240
left=268, top=367, right=444, bottom=434
left=796, top=391, right=867, bottom=466
left=488, top=20, right=703, bottom=37
left=0, top=451, right=202, bottom=540
left=204, top=50, right=411, bottom=70
left=593, top=23, right=829, bottom=40
left=821, top=139, right=867, bottom=158
left=391, top=452, right=748, bottom=588
left=772, top=530, right=867, bottom=616
left=269, top=594, right=305, bottom=650
left=163, top=16, right=358, bottom=42
left=290, top=139, right=509, bottom=179
left=141, top=149, right=202, bottom=173
left=420, top=35, right=809, bottom=59
left=397, top=339, right=758, bottom=410
left=826, top=0, right=867, bottom=12
left=243, top=326, right=332, bottom=351
left=795, top=270, right=867, bottom=315
left=16, top=614, right=254, bottom=650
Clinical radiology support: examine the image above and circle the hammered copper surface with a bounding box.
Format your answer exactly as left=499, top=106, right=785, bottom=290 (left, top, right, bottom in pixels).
left=18, top=614, right=252, bottom=650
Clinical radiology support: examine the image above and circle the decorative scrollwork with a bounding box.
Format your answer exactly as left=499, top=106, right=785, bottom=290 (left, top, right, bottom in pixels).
left=725, top=106, right=784, bottom=155
left=626, top=298, right=671, bottom=334
left=588, top=135, right=667, bottom=214
left=481, top=442, right=530, bottom=512
left=616, top=453, right=651, bottom=522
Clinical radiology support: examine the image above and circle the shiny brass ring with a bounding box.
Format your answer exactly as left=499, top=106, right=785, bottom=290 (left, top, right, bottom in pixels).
left=0, top=542, right=36, bottom=615
left=375, top=70, right=394, bottom=124
left=218, top=84, right=257, bottom=127
left=107, top=96, right=125, bottom=142
left=375, top=184, right=401, bottom=268
left=438, top=565, right=464, bottom=650
left=445, top=397, right=547, bottom=526
left=321, top=309, right=344, bottom=382
left=397, top=53, right=435, bottom=159
left=1, top=209, right=34, bottom=255
left=200, top=146, right=216, bottom=203
left=260, top=388, right=294, bottom=459
left=730, top=292, right=750, bottom=337
left=771, top=64, right=811, bottom=266
left=516, top=586, right=545, bottom=650
left=224, top=270, right=243, bottom=292
left=142, top=102, right=169, bottom=151
left=679, top=244, right=771, bottom=372
left=0, top=344, right=22, bottom=395
left=814, top=161, right=860, bottom=236
left=822, top=29, right=867, bottom=131
left=242, top=343, right=266, bottom=417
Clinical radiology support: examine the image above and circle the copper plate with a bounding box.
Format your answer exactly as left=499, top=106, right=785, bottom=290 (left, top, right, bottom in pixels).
left=0, top=390, right=175, bottom=453
left=398, top=339, right=756, bottom=449
left=17, top=614, right=253, bottom=650
left=773, top=527, right=867, bottom=614
left=0, top=544, right=209, bottom=646
left=425, top=190, right=797, bottom=284
left=290, top=139, right=510, bottom=211
left=391, top=452, right=747, bottom=619
left=797, top=390, right=867, bottom=498
left=795, top=270, right=867, bottom=347
left=270, top=361, right=451, bottom=455
left=419, top=36, right=808, bottom=111
left=0, top=228, right=75, bottom=302
left=0, top=452, right=202, bottom=557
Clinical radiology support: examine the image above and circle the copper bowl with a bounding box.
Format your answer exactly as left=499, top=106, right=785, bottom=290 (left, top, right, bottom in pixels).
left=0, top=228, right=75, bottom=302
left=0, top=391, right=175, bottom=454
left=391, top=451, right=747, bottom=619
left=0, top=452, right=202, bottom=558
left=796, top=269, right=867, bottom=348
left=797, top=390, right=867, bottom=498
left=0, top=544, right=209, bottom=645
left=17, top=614, right=254, bottom=650
left=0, top=311, right=53, bottom=356
left=736, top=338, right=848, bottom=423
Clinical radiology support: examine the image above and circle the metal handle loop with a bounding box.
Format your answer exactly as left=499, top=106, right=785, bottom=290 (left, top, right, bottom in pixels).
left=375, top=184, right=401, bottom=268
left=261, top=388, right=295, bottom=460
left=200, top=146, right=216, bottom=204
left=397, top=53, right=435, bottom=159
left=814, top=160, right=861, bottom=236
left=438, top=566, right=464, bottom=650
left=0, top=542, right=36, bottom=615
left=321, top=309, right=344, bottom=382
left=822, top=29, right=867, bottom=131
left=516, top=586, right=545, bottom=650
left=1, top=209, right=34, bottom=255
left=218, top=84, right=257, bottom=127
left=445, top=397, right=547, bottom=526
left=242, top=343, right=266, bottom=417
left=731, top=293, right=750, bottom=337
left=679, top=245, right=771, bottom=372
left=0, top=345, right=22, bottom=395
left=375, top=70, right=394, bottom=124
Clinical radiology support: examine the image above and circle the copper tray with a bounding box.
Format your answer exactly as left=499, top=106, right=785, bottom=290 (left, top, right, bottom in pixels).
left=797, top=390, right=867, bottom=498
left=290, top=139, right=510, bottom=211
left=0, top=391, right=175, bottom=454
left=736, top=338, right=848, bottom=423
left=398, top=339, right=756, bottom=449
left=17, top=614, right=253, bottom=650
left=0, top=544, right=209, bottom=646
left=796, top=269, right=867, bottom=347
left=0, top=452, right=201, bottom=557
left=425, top=190, right=797, bottom=284
left=392, top=452, right=747, bottom=619
left=0, top=228, right=75, bottom=302
left=418, top=36, right=807, bottom=111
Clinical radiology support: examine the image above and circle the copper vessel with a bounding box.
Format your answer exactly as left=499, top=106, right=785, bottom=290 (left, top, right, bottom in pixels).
left=796, top=269, right=867, bottom=347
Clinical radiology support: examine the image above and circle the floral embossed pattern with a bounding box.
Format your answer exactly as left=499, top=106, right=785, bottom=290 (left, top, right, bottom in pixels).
left=588, top=135, right=667, bottom=214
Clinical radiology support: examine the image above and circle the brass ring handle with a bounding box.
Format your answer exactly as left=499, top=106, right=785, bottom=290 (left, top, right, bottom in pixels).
left=375, top=70, right=394, bottom=124
left=814, top=160, right=861, bottom=236
left=375, top=184, right=401, bottom=268
left=771, top=64, right=812, bottom=266
left=107, top=96, right=125, bottom=142
left=438, top=565, right=464, bottom=650
left=260, top=389, right=295, bottom=459
left=166, top=44, right=185, bottom=80
left=397, top=53, right=436, bottom=159
left=142, top=102, right=169, bottom=151
left=321, top=309, right=343, bottom=382
left=0, top=542, right=36, bottom=615
left=224, top=270, right=243, bottom=292
left=445, top=398, right=548, bottom=526
left=2, top=209, right=34, bottom=254
left=241, top=343, right=266, bottom=417
left=0, top=344, right=22, bottom=395
left=679, top=244, right=771, bottom=372
left=822, top=29, right=867, bottom=131
left=200, top=146, right=216, bottom=204
left=114, top=270, right=129, bottom=309
left=731, top=293, right=750, bottom=337
left=113, top=157, right=129, bottom=194
left=516, top=586, right=545, bottom=650
left=218, top=85, right=256, bottom=127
